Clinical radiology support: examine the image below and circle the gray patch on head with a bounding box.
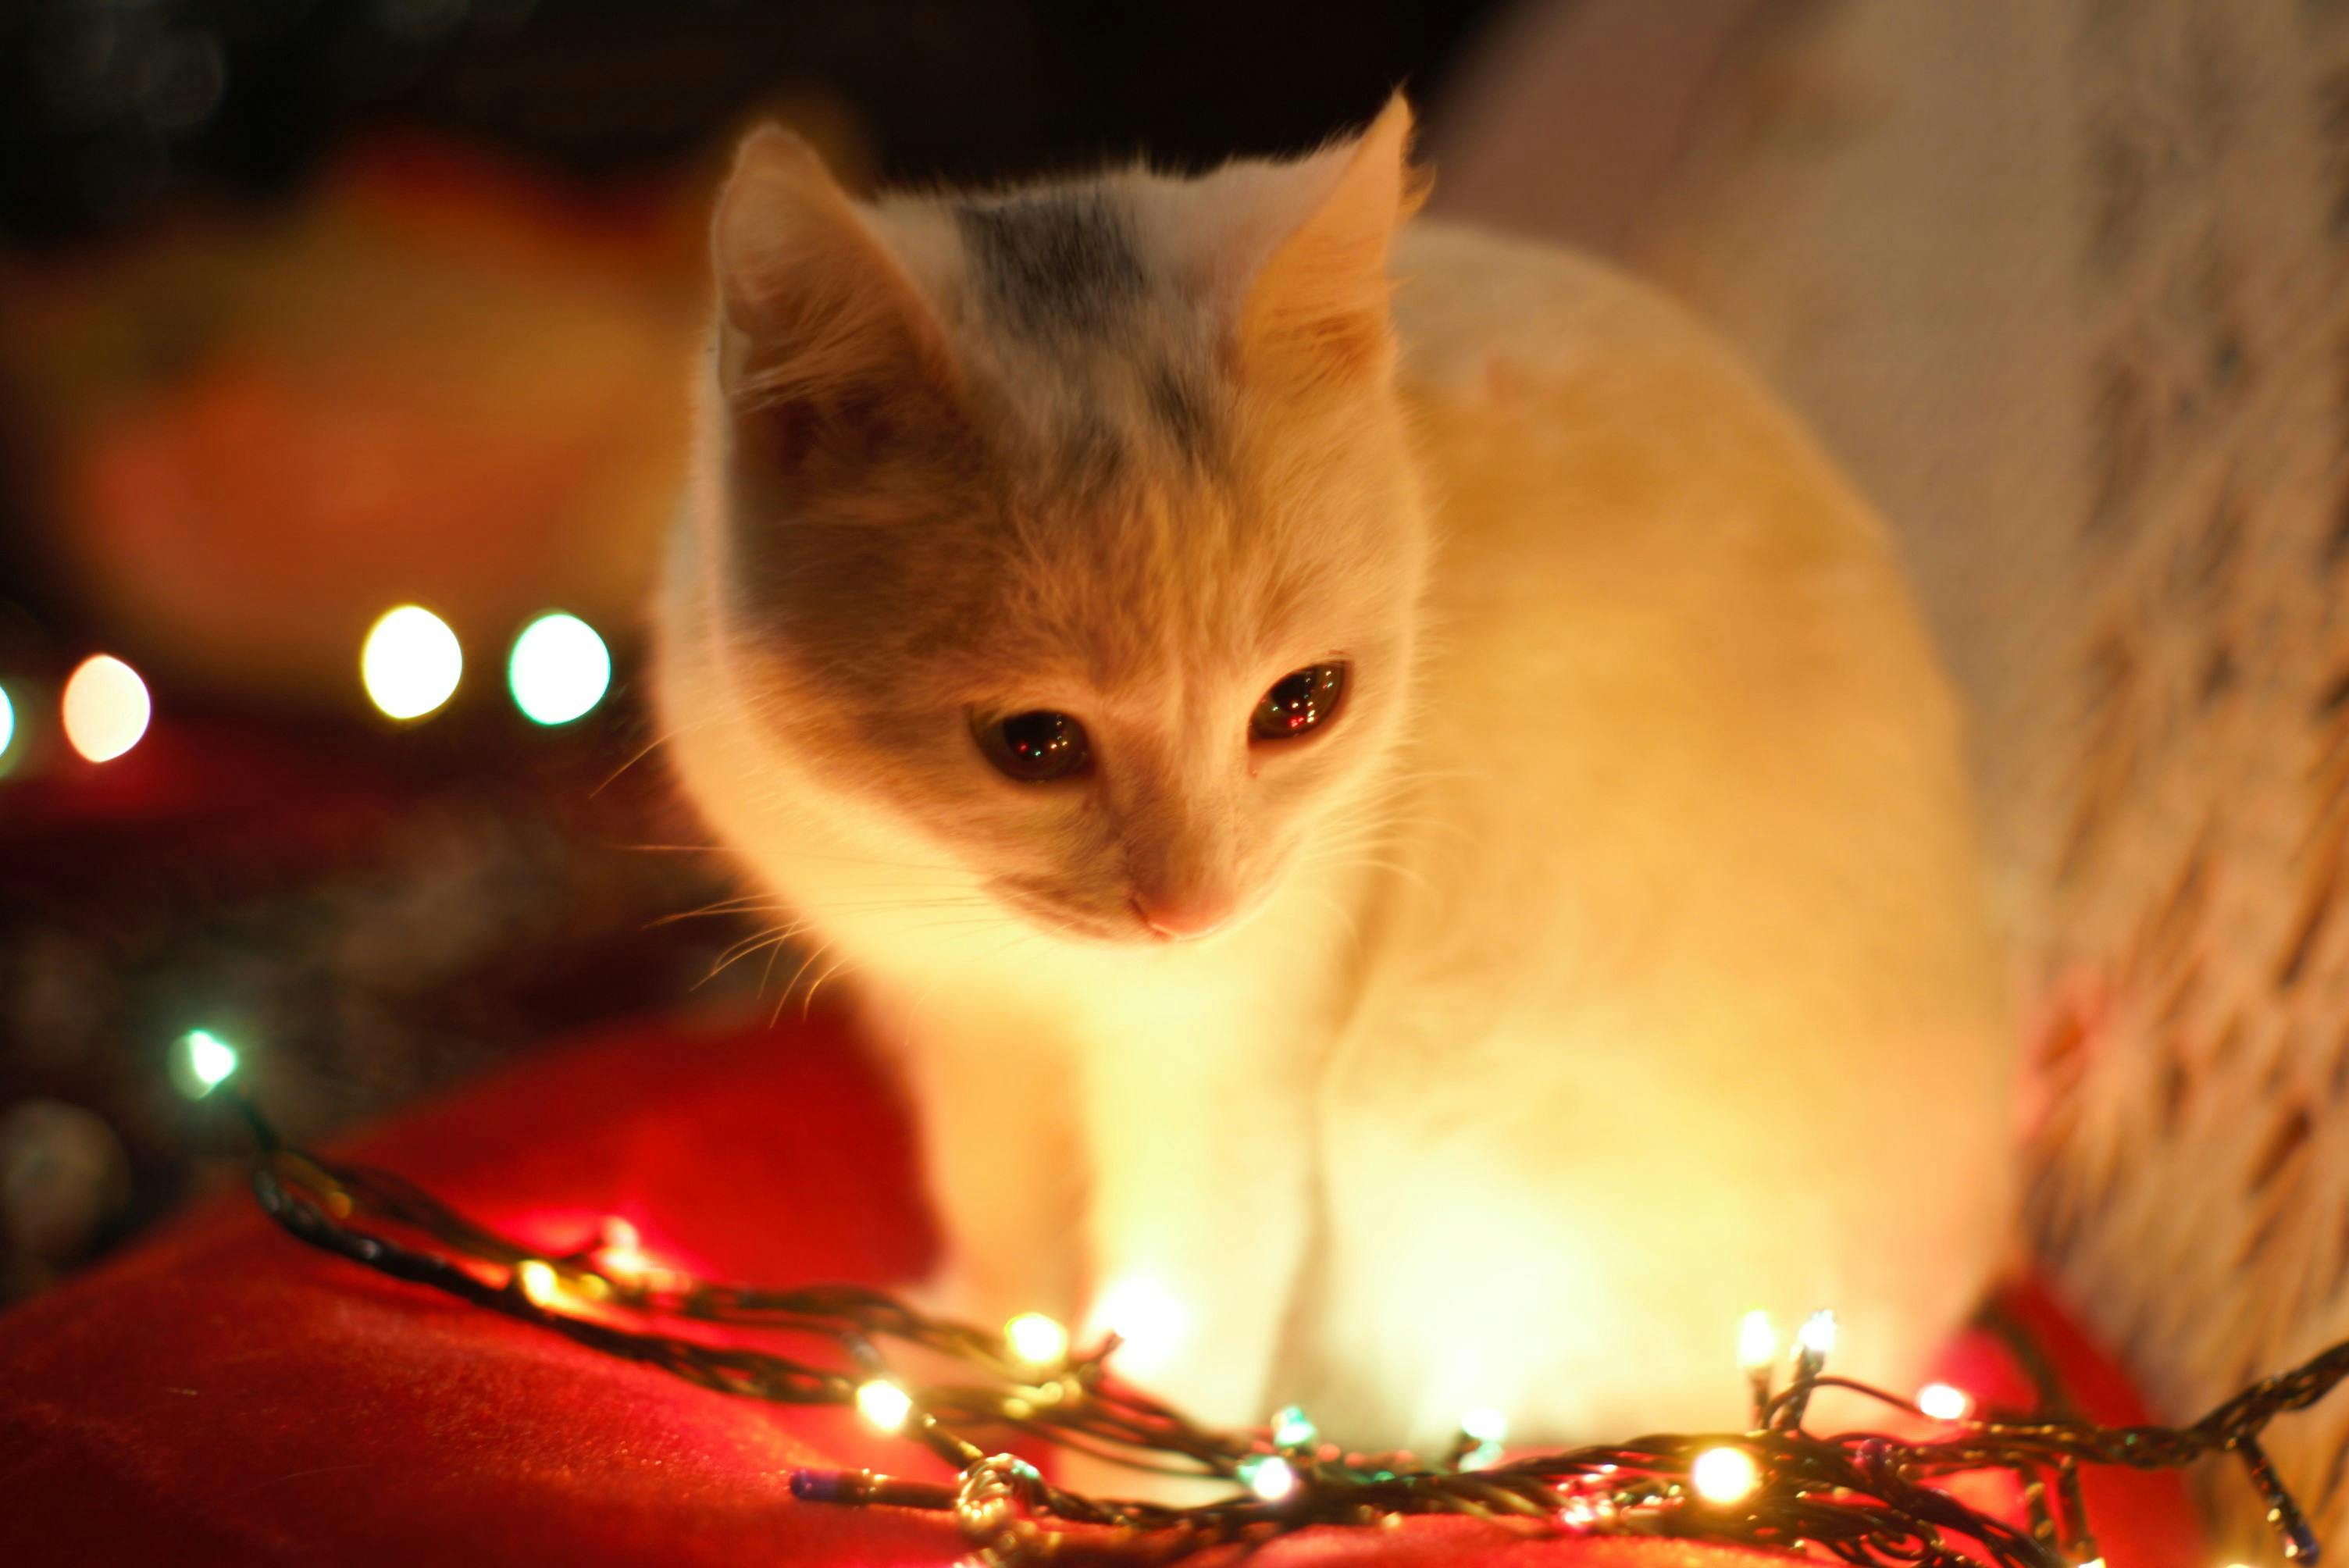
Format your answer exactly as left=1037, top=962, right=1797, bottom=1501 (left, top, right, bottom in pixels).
left=955, top=191, right=1146, bottom=340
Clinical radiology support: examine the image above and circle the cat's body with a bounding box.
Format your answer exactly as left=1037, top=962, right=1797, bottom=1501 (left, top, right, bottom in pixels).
left=658, top=101, right=2012, bottom=1449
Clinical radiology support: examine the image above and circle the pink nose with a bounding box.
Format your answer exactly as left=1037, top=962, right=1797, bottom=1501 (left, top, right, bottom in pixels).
left=1132, top=889, right=1236, bottom=942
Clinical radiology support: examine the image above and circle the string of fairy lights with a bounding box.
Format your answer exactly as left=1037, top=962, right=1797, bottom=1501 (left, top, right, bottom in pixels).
left=0, top=603, right=614, bottom=780
left=169, top=1035, right=2335, bottom=1568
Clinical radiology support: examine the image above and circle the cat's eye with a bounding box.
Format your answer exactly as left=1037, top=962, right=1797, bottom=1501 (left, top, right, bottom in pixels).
left=977, top=710, right=1093, bottom=782
left=1251, top=662, right=1349, bottom=743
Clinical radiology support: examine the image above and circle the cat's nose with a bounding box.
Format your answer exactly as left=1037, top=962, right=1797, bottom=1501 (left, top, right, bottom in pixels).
left=1131, top=889, right=1236, bottom=943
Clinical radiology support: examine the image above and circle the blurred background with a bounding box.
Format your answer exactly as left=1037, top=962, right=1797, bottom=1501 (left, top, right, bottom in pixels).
left=0, top=0, right=1515, bottom=1306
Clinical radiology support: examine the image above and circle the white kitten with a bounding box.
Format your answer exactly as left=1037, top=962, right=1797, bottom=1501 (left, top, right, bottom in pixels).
left=656, top=96, right=2014, bottom=1449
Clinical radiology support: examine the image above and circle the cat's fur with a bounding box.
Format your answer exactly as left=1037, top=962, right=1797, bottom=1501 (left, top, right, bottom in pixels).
left=655, top=96, right=2014, bottom=1447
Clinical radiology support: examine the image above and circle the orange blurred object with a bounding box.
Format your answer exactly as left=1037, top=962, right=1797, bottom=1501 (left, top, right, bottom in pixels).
left=2, top=139, right=714, bottom=704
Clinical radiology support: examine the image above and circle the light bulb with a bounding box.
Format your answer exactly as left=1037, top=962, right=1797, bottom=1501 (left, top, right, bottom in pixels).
left=62, top=654, right=150, bottom=762
left=516, top=1260, right=563, bottom=1307
left=1690, top=1445, right=1759, bottom=1504
left=1004, top=1312, right=1069, bottom=1368
left=1798, top=1309, right=1838, bottom=1357
left=856, top=1378, right=913, bottom=1432
left=1459, top=1406, right=1508, bottom=1445
left=1916, top=1382, right=1971, bottom=1421
left=1237, top=1454, right=1296, bottom=1502
left=1270, top=1405, right=1318, bottom=1449
left=1738, top=1310, right=1778, bottom=1373
left=169, top=1028, right=241, bottom=1098
left=362, top=606, right=462, bottom=720
left=1088, top=1274, right=1190, bottom=1378
left=508, top=611, right=611, bottom=726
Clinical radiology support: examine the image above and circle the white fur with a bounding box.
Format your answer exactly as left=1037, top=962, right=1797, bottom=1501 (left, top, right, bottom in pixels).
left=658, top=124, right=2014, bottom=1452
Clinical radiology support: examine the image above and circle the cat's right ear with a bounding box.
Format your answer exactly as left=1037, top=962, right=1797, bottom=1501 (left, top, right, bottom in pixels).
left=712, top=127, right=961, bottom=470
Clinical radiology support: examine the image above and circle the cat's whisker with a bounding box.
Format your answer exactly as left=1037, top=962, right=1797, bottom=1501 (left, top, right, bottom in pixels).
left=592, top=725, right=684, bottom=796
left=647, top=894, right=795, bottom=930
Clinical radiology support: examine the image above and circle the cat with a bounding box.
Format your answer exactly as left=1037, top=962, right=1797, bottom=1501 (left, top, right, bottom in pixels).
left=654, top=94, right=2015, bottom=1453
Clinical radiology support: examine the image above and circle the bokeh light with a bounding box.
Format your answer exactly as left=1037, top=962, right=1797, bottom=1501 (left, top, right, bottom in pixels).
left=1459, top=1406, right=1509, bottom=1445
left=362, top=605, right=463, bottom=720
left=1738, top=1309, right=1778, bottom=1373
left=1088, top=1274, right=1191, bottom=1381
left=516, top=1259, right=563, bottom=1308
left=1916, top=1382, right=1971, bottom=1421
left=1004, top=1311, right=1069, bottom=1368
left=855, top=1378, right=913, bottom=1431
left=169, top=1029, right=239, bottom=1098
left=62, top=655, right=151, bottom=762
left=1238, top=1454, right=1296, bottom=1502
left=1690, top=1445, right=1759, bottom=1504
left=0, top=682, right=14, bottom=767
left=507, top=611, right=611, bottom=726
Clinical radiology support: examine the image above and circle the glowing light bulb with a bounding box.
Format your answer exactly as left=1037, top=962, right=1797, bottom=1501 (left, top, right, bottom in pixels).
left=1089, top=1274, right=1190, bottom=1379
left=1738, top=1310, right=1779, bottom=1373
left=1690, top=1445, right=1759, bottom=1505
left=516, top=1260, right=563, bottom=1307
left=593, top=1217, right=671, bottom=1290
left=0, top=682, right=15, bottom=763
left=62, top=654, right=150, bottom=762
left=1798, top=1310, right=1838, bottom=1358
left=362, top=605, right=462, bottom=720
left=1271, top=1405, right=1318, bottom=1449
left=2076, top=1559, right=2106, bottom=1568
left=1916, top=1382, right=1971, bottom=1421
left=1004, top=1312, right=1069, bottom=1369
left=169, top=1028, right=239, bottom=1097
left=856, top=1378, right=914, bottom=1432
left=1237, top=1454, right=1296, bottom=1502
left=1460, top=1406, right=1509, bottom=1445
left=507, top=611, right=611, bottom=726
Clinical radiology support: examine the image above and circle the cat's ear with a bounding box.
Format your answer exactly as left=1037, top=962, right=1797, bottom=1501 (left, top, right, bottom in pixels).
left=1238, top=94, right=1425, bottom=393
left=713, top=126, right=961, bottom=470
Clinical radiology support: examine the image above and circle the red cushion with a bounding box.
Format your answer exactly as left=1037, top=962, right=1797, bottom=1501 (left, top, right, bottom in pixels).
left=0, top=1009, right=2205, bottom=1566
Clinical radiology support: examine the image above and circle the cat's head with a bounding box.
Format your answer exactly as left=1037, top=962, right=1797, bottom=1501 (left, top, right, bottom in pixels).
left=679, top=97, right=1428, bottom=946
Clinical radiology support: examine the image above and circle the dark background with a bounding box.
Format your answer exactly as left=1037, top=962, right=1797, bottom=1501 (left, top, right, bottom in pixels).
left=0, top=0, right=1510, bottom=1303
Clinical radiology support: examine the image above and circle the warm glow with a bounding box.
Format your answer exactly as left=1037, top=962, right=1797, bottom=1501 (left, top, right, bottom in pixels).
left=62, top=654, right=151, bottom=762
left=1916, top=1382, right=1971, bottom=1421
left=508, top=611, right=611, bottom=726
left=362, top=605, right=463, bottom=720
left=1238, top=1454, right=1296, bottom=1502
left=593, top=1218, right=673, bottom=1289
left=516, top=1260, right=563, bottom=1307
left=169, top=1029, right=239, bottom=1097
left=1004, top=1311, right=1069, bottom=1368
left=1738, top=1309, right=1778, bottom=1373
left=856, top=1378, right=914, bottom=1432
left=1089, top=1274, right=1191, bottom=1379
left=1798, top=1309, right=1838, bottom=1357
left=1690, top=1445, right=1759, bottom=1504
left=1460, top=1406, right=1508, bottom=1445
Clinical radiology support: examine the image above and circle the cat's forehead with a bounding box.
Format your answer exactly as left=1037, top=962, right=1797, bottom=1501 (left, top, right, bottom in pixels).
left=875, top=178, right=1229, bottom=483
left=952, top=188, right=1151, bottom=345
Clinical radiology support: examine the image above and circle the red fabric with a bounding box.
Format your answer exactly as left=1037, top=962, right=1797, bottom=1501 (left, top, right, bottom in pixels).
left=0, top=1009, right=2205, bottom=1566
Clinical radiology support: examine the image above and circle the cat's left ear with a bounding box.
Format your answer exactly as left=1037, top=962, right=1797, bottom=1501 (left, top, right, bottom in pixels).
left=712, top=126, right=963, bottom=471
left=1238, top=93, right=1426, bottom=393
